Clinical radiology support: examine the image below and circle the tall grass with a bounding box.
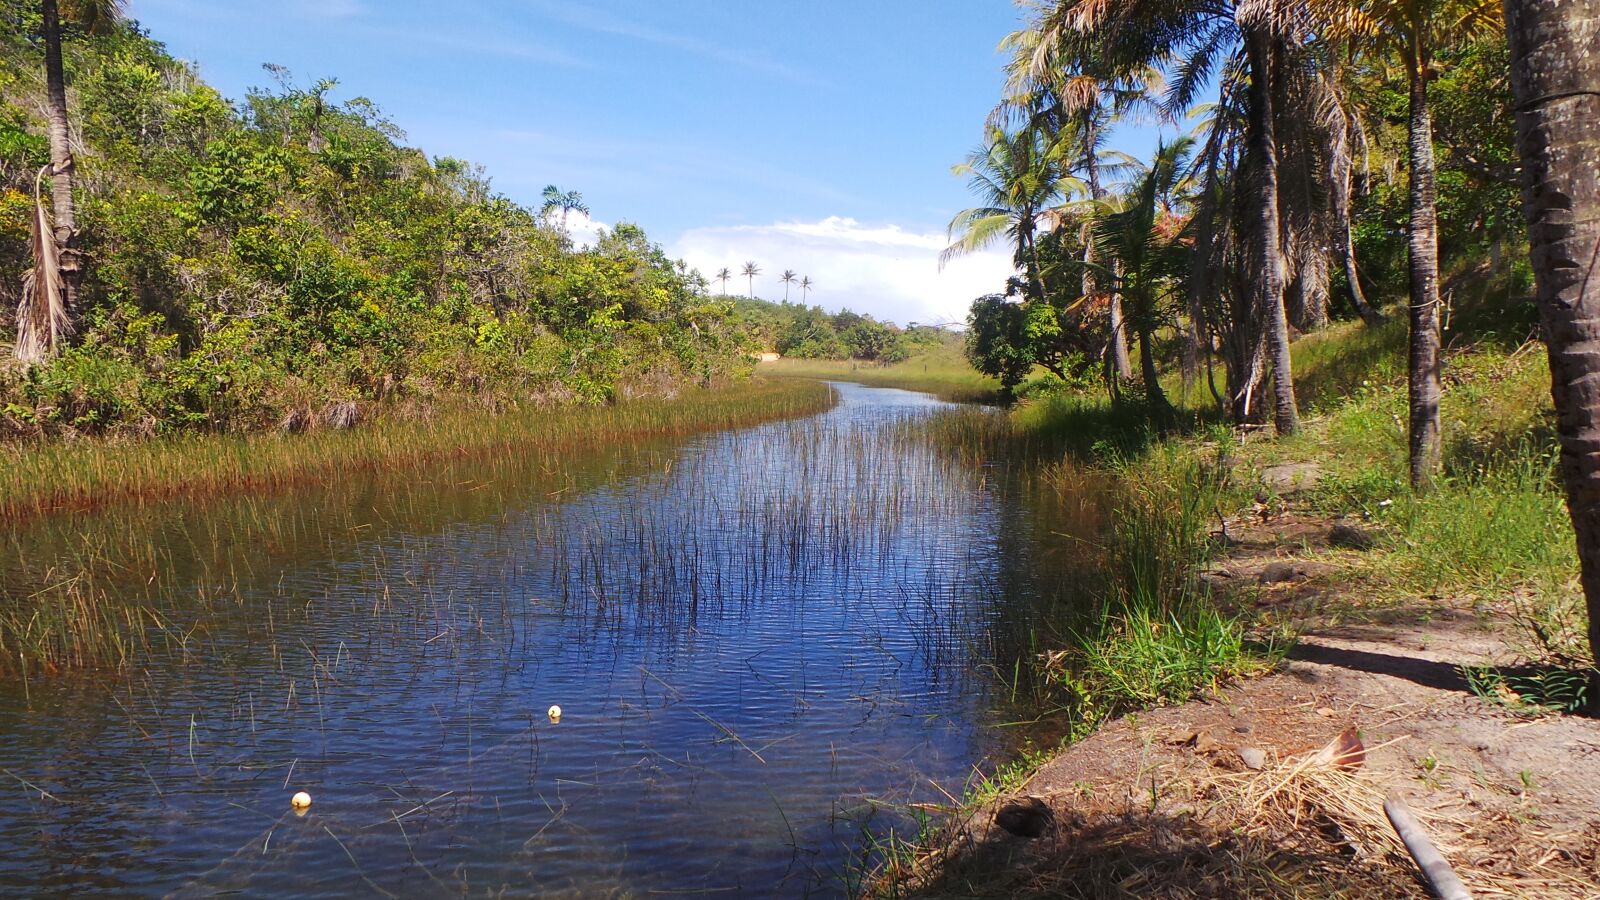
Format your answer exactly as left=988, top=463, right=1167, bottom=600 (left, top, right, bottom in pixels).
left=0, top=378, right=837, bottom=674
left=0, top=377, right=834, bottom=523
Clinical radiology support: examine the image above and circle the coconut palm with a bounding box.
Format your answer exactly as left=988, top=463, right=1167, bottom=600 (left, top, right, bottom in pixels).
left=15, top=0, right=126, bottom=364
left=714, top=267, right=732, bottom=296
left=800, top=276, right=813, bottom=303
left=995, top=28, right=1163, bottom=388
left=1088, top=138, right=1195, bottom=423
left=942, top=124, right=1079, bottom=300
left=1504, top=0, right=1600, bottom=698
left=779, top=270, right=798, bottom=302
left=1030, top=0, right=1302, bottom=433
left=1311, top=0, right=1500, bottom=489
left=741, top=261, right=761, bottom=299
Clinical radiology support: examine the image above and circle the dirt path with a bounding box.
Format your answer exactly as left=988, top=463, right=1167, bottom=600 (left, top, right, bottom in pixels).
left=898, top=510, right=1600, bottom=898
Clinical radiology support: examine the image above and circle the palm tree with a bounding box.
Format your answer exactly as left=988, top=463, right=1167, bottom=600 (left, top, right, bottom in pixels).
left=779, top=270, right=798, bottom=302
left=1089, top=138, right=1194, bottom=423
left=15, top=0, right=125, bottom=364
left=539, top=185, right=589, bottom=232
left=1032, top=0, right=1302, bottom=433
left=942, top=124, right=1078, bottom=300
left=741, top=261, right=761, bottom=299
left=800, top=276, right=813, bottom=303
left=995, top=29, right=1159, bottom=388
left=1313, top=0, right=1500, bottom=489
left=1504, top=0, right=1600, bottom=699
left=714, top=267, right=732, bottom=296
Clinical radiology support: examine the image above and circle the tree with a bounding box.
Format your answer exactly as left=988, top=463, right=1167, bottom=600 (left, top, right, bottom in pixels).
left=1504, top=0, right=1600, bottom=700
left=994, top=28, right=1158, bottom=387
left=780, top=269, right=797, bottom=302
left=714, top=267, right=732, bottom=295
left=741, top=260, right=760, bottom=298
left=1089, top=138, right=1195, bottom=423
left=800, top=275, right=813, bottom=303
left=1030, top=0, right=1301, bottom=433
left=941, top=124, right=1077, bottom=299
left=1315, top=0, right=1501, bottom=488
left=540, top=184, right=588, bottom=232
left=14, top=0, right=126, bottom=364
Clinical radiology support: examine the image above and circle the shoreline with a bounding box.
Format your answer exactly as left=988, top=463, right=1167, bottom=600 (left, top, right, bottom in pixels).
left=877, top=499, right=1600, bottom=898
left=0, top=377, right=836, bottom=526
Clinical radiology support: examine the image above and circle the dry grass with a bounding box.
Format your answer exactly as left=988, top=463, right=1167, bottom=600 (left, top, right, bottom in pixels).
left=873, top=731, right=1600, bottom=899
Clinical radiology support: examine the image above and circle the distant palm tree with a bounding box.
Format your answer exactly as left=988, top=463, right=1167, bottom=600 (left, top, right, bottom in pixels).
left=800, top=276, right=813, bottom=303
left=779, top=270, right=798, bottom=302
left=741, top=261, right=761, bottom=299
left=714, top=267, right=732, bottom=295
left=540, top=185, right=589, bottom=232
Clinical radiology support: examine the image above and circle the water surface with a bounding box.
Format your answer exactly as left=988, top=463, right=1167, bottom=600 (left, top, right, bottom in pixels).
left=0, top=382, right=1096, bottom=897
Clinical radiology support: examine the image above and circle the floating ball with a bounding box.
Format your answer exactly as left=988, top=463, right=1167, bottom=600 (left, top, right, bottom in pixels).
left=547, top=704, right=562, bottom=723
left=291, top=791, right=312, bottom=810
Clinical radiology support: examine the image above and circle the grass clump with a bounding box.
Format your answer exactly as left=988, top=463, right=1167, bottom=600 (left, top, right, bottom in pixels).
left=1051, top=458, right=1271, bottom=733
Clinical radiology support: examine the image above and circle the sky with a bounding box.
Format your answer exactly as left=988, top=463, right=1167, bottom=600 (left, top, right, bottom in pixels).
left=124, top=1, right=1150, bottom=326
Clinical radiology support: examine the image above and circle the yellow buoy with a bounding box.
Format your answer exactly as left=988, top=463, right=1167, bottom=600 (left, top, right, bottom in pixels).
left=547, top=704, right=562, bottom=723
left=291, top=791, right=313, bottom=810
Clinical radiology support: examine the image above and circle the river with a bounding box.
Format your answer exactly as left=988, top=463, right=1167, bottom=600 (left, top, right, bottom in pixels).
left=0, top=382, right=1097, bottom=897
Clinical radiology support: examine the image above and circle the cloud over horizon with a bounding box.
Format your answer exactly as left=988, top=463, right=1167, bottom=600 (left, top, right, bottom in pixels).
left=669, top=217, right=1015, bottom=327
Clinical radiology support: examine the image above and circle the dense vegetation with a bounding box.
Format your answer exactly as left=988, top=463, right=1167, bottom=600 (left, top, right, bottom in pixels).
left=0, top=3, right=753, bottom=438
left=731, top=296, right=933, bottom=364
left=941, top=2, right=1600, bottom=691
left=949, top=4, right=1524, bottom=451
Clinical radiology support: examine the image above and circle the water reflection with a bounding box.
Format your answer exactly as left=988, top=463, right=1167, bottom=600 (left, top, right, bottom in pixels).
left=0, top=382, right=1098, bottom=897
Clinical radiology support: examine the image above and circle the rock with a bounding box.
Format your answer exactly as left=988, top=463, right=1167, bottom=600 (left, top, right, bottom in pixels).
left=1259, top=462, right=1321, bottom=496
left=1258, top=562, right=1304, bottom=585
left=995, top=797, right=1053, bottom=838
left=1239, top=748, right=1267, bottom=770
left=1328, top=523, right=1376, bottom=551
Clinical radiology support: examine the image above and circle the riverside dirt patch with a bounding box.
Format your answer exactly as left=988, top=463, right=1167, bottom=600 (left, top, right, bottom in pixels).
left=890, top=510, right=1600, bottom=899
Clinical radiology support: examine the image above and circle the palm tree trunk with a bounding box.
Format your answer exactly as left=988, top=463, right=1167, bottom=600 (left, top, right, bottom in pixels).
left=1504, top=0, right=1600, bottom=697
left=1342, top=223, right=1382, bottom=325
left=1247, top=30, right=1299, bottom=435
left=1406, top=51, right=1444, bottom=491
left=1083, top=115, right=1132, bottom=387
left=1138, top=320, right=1173, bottom=424
left=41, top=0, right=81, bottom=327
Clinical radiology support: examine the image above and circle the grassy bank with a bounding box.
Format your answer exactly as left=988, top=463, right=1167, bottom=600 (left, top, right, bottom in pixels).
left=1, top=377, right=836, bottom=675
left=870, top=312, right=1588, bottom=894
left=761, top=341, right=1001, bottom=402
left=0, top=377, right=834, bottom=525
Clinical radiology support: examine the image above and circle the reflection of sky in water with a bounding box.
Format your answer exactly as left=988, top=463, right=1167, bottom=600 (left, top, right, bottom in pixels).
left=0, top=383, right=1077, bottom=897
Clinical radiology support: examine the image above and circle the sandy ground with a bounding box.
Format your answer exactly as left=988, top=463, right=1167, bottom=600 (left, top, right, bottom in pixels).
left=897, top=508, right=1600, bottom=898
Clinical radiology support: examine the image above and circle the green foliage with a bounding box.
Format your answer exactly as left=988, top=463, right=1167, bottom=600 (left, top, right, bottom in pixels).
left=736, top=298, right=912, bottom=363
left=0, top=24, right=752, bottom=435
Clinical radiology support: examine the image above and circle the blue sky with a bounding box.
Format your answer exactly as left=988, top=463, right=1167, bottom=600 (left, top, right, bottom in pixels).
left=126, top=1, right=1153, bottom=325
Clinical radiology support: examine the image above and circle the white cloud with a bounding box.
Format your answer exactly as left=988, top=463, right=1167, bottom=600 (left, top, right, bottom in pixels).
left=669, top=217, right=1016, bottom=327
left=562, top=210, right=610, bottom=249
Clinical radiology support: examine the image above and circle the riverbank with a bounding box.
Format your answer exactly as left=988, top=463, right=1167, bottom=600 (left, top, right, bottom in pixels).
left=0, top=377, right=833, bottom=525
left=874, top=318, right=1600, bottom=896
left=0, top=377, right=835, bottom=675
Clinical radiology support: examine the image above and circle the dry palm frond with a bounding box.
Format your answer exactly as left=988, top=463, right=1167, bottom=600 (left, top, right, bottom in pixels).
left=15, top=164, right=70, bottom=365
